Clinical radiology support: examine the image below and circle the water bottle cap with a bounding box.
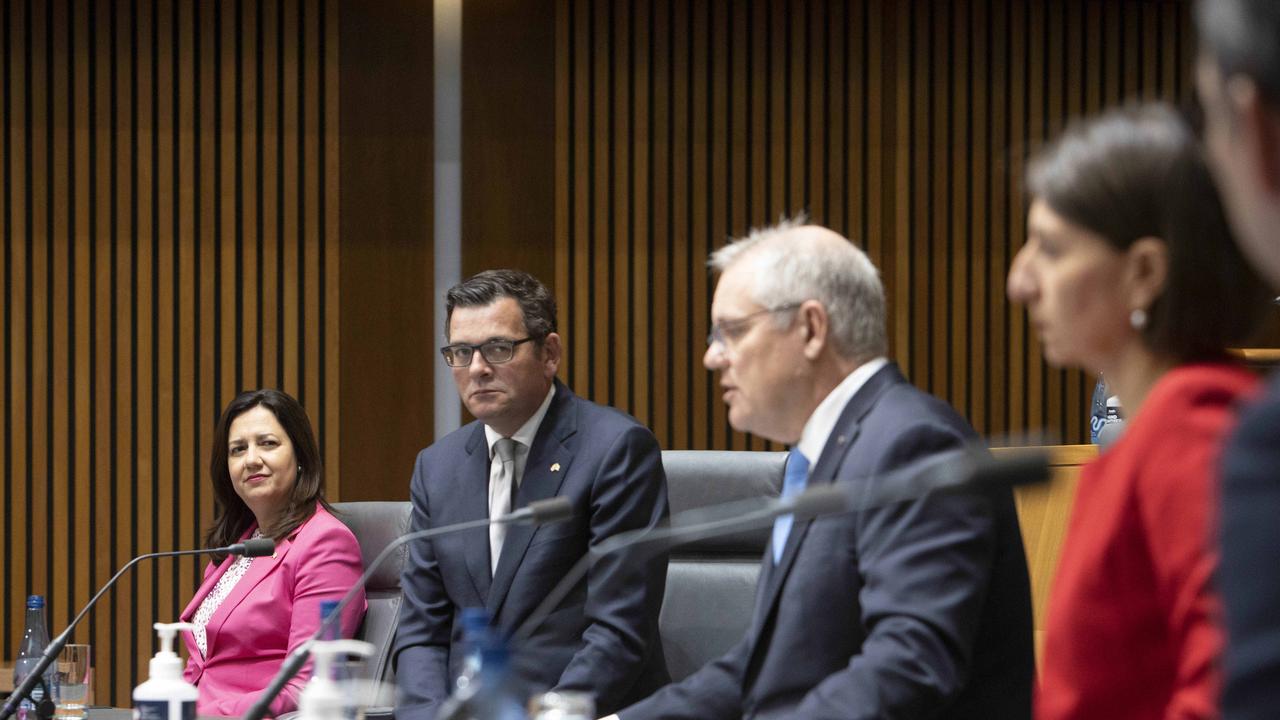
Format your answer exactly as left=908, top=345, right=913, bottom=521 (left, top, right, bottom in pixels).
left=319, top=599, right=339, bottom=618
left=26, top=595, right=44, bottom=609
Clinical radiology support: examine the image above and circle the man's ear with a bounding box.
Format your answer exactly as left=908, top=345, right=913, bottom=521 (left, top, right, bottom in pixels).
left=1228, top=75, right=1280, bottom=196
left=541, top=332, right=563, bottom=376
left=798, top=301, right=828, bottom=360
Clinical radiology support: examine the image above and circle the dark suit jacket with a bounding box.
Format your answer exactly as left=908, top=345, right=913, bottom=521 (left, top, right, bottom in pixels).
left=620, top=363, right=1034, bottom=720
left=393, top=381, right=670, bottom=720
left=1221, top=375, right=1280, bottom=720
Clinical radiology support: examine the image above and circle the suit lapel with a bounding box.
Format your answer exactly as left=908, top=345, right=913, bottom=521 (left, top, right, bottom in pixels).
left=486, top=383, right=577, bottom=618
left=201, top=531, right=294, bottom=656
left=749, top=363, right=904, bottom=642
left=460, top=424, right=495, bottom=602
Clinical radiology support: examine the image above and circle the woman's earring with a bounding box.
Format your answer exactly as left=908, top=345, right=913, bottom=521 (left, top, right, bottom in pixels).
left=1129, top=308, right=1148, bottom=330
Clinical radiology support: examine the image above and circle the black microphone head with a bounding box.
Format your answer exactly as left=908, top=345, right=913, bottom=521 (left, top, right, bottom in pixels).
left=235, top=537, right=277, bottom=557
left=526, top=497, right=574, bottom=524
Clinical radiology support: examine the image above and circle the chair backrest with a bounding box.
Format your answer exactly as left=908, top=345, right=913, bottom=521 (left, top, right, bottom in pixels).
left=658, top=450, right=787, bottom=682
left=330, top=500, right=413, bottom=707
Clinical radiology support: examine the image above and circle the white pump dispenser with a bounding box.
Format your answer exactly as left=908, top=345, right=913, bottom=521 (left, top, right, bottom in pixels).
left=133, top=622, right=198, bottom=720
left=298, top=639, right=374, bottom=720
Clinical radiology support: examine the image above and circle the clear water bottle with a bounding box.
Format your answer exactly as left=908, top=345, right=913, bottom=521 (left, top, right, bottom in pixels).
left=13, top=595, right=54, bottom=720
left=1089, top=376, right=1108, bottom=444
left=464, top=639, right=526, bottom=720
left=318, top=600, right=359, bottom=720
left=454, top=608, right=492, bottom=694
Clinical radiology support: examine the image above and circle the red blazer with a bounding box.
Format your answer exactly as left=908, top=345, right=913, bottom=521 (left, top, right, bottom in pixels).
left=180, top=504, right=367, bottom=718
left=1037, top=363, right=1259, bottom=720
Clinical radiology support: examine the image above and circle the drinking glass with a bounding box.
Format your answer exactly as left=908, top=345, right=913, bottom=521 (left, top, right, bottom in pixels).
left=52, top=644, right=91, bottom=720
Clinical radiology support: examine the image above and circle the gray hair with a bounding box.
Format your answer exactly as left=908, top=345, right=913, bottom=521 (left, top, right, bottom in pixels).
left=709, top=217, right=888, bottom=359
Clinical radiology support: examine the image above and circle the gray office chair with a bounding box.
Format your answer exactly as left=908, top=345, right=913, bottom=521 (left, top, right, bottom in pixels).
left=657, top=450, right=787, bottom=681
left=331, top=500, right=413, bottom=707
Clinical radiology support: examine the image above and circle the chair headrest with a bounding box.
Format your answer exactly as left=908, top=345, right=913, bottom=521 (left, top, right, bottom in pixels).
left=330, top=501, right=412, bottom=592
left=661, top=450, right=787, bottom=555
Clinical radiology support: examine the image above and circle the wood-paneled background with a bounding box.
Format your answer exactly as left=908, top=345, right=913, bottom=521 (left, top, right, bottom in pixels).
left=0, top=0, right=1215, bottom=709
left=552, top=0, right=1195, bottom=451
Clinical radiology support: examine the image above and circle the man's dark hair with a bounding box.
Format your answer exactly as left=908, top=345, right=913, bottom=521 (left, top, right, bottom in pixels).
left=1197, top=0, right=1280, bottom=103
left=204, top=388, right=332, bottom=565
left=1027, top=102, right=1271, bottom=362
left=445, top=269, right=558, bottom=341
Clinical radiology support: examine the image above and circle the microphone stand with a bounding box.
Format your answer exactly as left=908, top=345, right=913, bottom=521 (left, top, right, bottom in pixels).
left=1, top=542, right=273, bottom=720
left=240, top=498, right=573, bottom=720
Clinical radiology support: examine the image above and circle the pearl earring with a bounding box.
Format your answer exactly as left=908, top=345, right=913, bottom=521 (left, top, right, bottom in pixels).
left=1129, top=308, right=1148, bottom=329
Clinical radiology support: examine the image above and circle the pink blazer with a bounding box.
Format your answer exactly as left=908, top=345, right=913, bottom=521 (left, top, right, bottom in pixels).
left=180, top=504, right=367, bottom=718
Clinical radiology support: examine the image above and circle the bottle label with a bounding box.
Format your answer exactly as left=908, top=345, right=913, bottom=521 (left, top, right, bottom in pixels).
left=133, top=700, right=195, bottom=720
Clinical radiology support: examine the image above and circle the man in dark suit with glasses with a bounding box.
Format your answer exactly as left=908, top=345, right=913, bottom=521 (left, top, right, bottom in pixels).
left=393, top=269, right=670, bottom=720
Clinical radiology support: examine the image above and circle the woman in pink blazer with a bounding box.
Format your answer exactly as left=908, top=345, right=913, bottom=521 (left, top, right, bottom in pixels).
left=179, top=389, right=367, bottom=717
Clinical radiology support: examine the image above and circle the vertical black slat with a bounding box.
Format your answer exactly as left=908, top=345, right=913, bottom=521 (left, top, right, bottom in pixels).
left=763, top=0, right=771, bottom=218
left=190, top=0, right=201, bottom=566
left=820, top=0, right=829, bottom=225
left=149, top=0, right=160, bottom=629
left=703, top=0, right=714, bottom=448
left=275, top=0, right=283, bottom=389
left=170, top=0, right=181, bottom=611
left=625, top=0, right=635, bottom=421
left=946, top=0, right=956, bottom=401
left=296, top=0, right=305, bottom=406
left=664, top=0, right=674, bottom=448
left=801, top=0, right=810, bottom=210
left=316, top=0, right=324, bottom=450
left=106, top=0, right=119, bottom=693
left=645, top=0, right=655, bottom=441
left=128, top=0, right=139, bottom=670
left=44, top=0, right=56, bottom=611
left=839, top=0, right=848, bottom=240
left=211, top=0, right=221, bottom=451
left=683, top=0, right=693, bottom=449
left=21, top=0, right=32, bottom=603
left=782, top=0, right=791, bottom=212
left=1041, top=0, right=1051, bottom=435
left=984, top=0, right=994, bottom=438
left=234, top=0, right=242, bottom=394
left=565, top=0, right=575, bottom=392
left=255, top=0, right=264, bottom=390
left=606, top=0, right=615, bottom=407
left=585, top=0, right=595, bottom=401
left=86, top=0, right=98, bottom=645
left=66, top=0, right=78, bottom=619
left=859, top=0, right=867, bottom=255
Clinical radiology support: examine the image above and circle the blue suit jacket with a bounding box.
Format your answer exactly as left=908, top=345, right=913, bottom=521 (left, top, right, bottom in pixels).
left=1221, top=375, right=1280, bottom=720
left=620, top=364, right=1034, bottom=720
left=393, top=381, right=671, bottom=720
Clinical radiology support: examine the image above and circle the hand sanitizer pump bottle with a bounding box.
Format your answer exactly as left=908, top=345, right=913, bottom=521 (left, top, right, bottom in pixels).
left=133, top=622, right=198, bottom=720
left=297, top=639, right=375, bottom=720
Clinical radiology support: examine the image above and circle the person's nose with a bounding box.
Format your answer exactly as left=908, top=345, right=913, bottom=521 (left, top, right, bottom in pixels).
left=1006, top=245, right=1038, bottom=305
left=469, top=351, right=495, bottom=378
left=704, top=341, right=728, bottom=371
left=243, top=445, right=262, bottom=469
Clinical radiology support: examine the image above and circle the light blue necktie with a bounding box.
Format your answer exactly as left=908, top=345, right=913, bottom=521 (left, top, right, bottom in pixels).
left=772, top=448, right=810, bottom=564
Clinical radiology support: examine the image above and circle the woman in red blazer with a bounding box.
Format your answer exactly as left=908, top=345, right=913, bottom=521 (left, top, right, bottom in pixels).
left=1006, top=104, right=1272, bottom=720
left=179, top=389, right=366, bottom=717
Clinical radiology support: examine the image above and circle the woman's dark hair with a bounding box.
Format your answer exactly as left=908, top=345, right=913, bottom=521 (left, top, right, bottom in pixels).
left=445, top=269, right=558, bottom=342
left=204, top=388, right=331, bottom=564
left=1026, top=102, right=1271, bottom=362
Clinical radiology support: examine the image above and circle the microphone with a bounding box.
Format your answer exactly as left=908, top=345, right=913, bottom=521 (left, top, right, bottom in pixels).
left=239, top=496, right=575, bottom=720
left=0, top=540, right=276, bottom=720
left=511, top=445, right=1049, bottom=646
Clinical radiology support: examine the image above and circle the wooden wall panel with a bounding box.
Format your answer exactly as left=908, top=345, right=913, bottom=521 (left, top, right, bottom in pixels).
left=1, top=0, right=339, bottom=706
left=553, top=0, right=1195, bottom=451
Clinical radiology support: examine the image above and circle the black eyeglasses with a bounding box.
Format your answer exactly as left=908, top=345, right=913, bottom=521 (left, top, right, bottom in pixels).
left=440, top=336, right=539, bottom=367
left=706, top=303, right=802, bottom=347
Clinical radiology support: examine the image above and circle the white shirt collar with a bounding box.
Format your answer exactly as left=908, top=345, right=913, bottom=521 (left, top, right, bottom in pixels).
left=795, top=357, right=889, bottom=465
left=485, top=384, right=557, bottom=457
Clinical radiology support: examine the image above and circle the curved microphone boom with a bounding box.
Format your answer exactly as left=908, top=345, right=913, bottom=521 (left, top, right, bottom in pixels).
left=239, top=496, right=574, bottom=720
left=0, top=539, right=276, bottom=720
left=511, top=445, right=1049, bottom=647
